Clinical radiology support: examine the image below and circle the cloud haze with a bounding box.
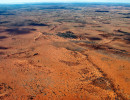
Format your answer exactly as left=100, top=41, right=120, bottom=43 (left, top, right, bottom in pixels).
left=0, top=0, right=130, bottom=4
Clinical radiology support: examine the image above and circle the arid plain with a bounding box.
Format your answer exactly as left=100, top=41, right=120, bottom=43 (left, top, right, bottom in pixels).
left=0, top=3, right=130, bottom=100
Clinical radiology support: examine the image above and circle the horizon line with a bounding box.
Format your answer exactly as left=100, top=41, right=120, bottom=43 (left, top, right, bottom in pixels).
left=0, top=2, right=130, bottom=4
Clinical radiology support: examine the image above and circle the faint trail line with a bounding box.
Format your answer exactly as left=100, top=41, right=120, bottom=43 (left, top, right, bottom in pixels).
left=3, top=50, right=31, bottom=59
left=34, top=32, right=43, bottom=41
left=50, top=22, right=63, bottom=31
left=82, top=52, right=128, bottom=100
left=103, top=38, right=115, bottom=45
left=50, top=25, right=58, bottom=31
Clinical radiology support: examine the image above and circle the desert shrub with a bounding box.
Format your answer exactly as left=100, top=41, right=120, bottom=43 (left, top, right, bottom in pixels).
left=116, top=30, right=130, bottom=35
left=0, top=46, right=8, bottom=49
left=5, top=28, right=36, bottom=35
left=0, top=36, right=8, bottom=39
left=95, top=10, right=109, bottom=12
left=29, top=22, right=48, bottom=26
left=87, top=37, right=102, bottom=40
left=57, top=31, right=77, bottom=39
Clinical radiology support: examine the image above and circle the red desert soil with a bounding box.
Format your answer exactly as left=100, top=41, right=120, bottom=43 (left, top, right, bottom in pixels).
left=0, top=3, right=130, bottom=100
left=0, top=29, right=129, bottom=100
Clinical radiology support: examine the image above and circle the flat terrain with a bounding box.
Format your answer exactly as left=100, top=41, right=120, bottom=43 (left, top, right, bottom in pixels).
left=0, top=3, right=130, bottom=100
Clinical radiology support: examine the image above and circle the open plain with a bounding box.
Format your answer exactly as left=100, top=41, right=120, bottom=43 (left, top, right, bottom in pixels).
left=0, top=3, right=130, bottom=100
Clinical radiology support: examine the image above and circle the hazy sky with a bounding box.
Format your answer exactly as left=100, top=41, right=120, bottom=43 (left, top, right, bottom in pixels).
left=0, top=0, right=130, bottom=4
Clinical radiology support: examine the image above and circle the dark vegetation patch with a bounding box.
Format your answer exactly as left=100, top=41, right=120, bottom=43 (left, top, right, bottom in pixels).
left=0, top=83, right=12, bottom=90
left=123, top=16, right=130, bottom=18
left=115, top=29, right=130, bottom=35
left=74, top=25, right=85, bottom=27
left=102, top=21, right=110, bottom=24
left=60, top=60, right=80, bottom=66
left=92, top=25, right=102, bottom=27
left=0, top=46, right=9, bottom=49
left=5, top=28, right=36, bottom=35
left=84, top=33, right=89, bottom=35
left=29, top=22, right=48, bottom=26
left=0, top=83, right=12, bottom=99
left=33, top=53, right=39, bottom=56
left=79, top=42, right=129, bottom=55
left=0, top=21, right=9, bottom=24
left=12, top=20, right=49, bottom=27
left=113, top=37, right=122, bottom=40
left=99, top=34, right=112, bottom=38
left=42, top=32, right=52, bottom=35
left=87, top=37, right=102, bottom=41
left=6, top=50, right=33, bottom=58
left=57, top=31, right=78, bottom=39
left=77, top=35, right=89, bottom=40
left=124, top=37, right=130, bottom=43
left=0, top=30, right=5, bottom=33
left=91, top=77, right=112, bottom=90
left=118, top=13, right=130, bottom=15
left=0, top=52, right=5, bottom=55
left=27, top=95, right=35, bottom=100
left=113, top=34, right=124, bottom=36
left=124, top=37, right=130, bottom=41
left=96, top=30, right=106, bottom=33
left=0, top=36, right=8, bottom=39
left=81, top=68, right=89, bottom=74
left=95, top=10, right=109, bottom=12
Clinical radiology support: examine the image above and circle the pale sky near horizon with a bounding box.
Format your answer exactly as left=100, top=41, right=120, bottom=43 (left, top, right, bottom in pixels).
left=0, top=0, right=130, bottom=4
